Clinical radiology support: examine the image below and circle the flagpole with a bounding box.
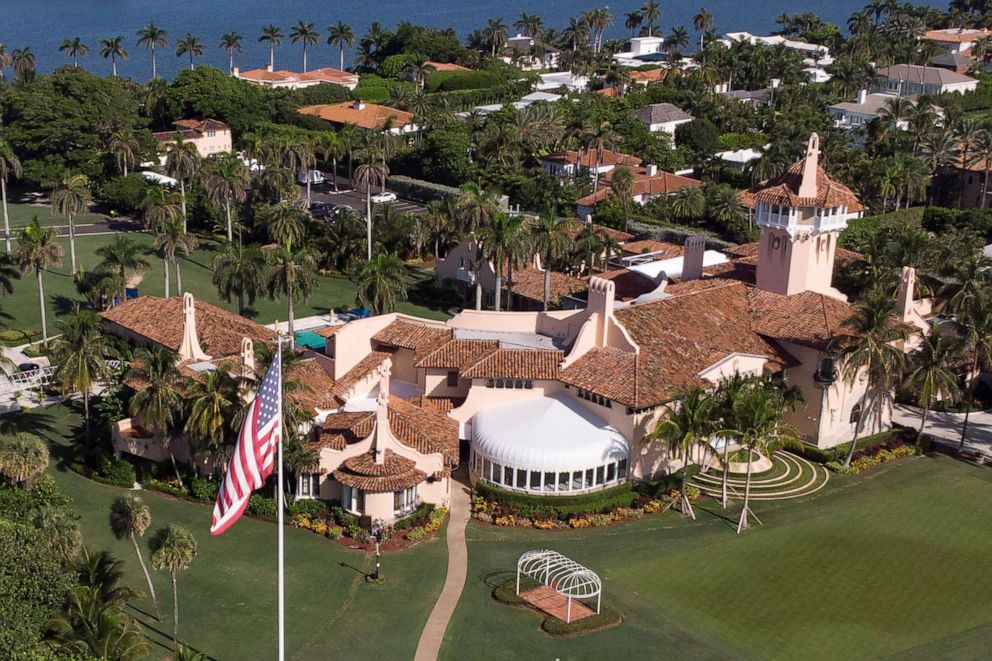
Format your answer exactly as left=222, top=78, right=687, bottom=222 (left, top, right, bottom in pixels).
left=276, top=336, right=285, bottom=661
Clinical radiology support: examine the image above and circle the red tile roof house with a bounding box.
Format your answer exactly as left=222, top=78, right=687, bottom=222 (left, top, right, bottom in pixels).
left=540, top=149, right=642, bottom=179
left=308, top=134, right=931, bottom=504
left=100, top=294, right=459, bottom=523
left=576, top=165, right=702, bottom=220
left=233, top=64, right=360, bottom=91
left=298, top=100, right=418, bottom=135
left=152, top=118, right=233, bottom=158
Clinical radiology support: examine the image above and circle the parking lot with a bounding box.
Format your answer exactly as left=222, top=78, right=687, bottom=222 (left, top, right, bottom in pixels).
left=301, top=172, right=425, bottom=215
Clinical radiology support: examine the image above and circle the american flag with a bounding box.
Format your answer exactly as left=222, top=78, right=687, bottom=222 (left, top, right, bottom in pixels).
left=210, top=354, right=282, bottom=535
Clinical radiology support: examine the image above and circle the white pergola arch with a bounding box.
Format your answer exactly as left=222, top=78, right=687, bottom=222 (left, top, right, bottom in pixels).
left=516, top=549, right=601, bottom=623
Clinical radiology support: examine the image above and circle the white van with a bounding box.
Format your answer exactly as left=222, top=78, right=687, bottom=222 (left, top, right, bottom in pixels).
left=297, top=170, right=325, bottom=185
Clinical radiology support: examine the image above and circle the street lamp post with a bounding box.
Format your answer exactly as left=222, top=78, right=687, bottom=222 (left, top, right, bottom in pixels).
left=371, top=520, right=383, bottom=581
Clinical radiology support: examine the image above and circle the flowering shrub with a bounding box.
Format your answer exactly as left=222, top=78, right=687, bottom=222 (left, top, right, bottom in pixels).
left=143, top=478, right=186, bottom=498
left=569, top=517, right=591, bottom=528
left=588, top=513, right=613, bottom=527
left=312, top=521, right=328, bottom=536
left=826, top=442, right=915, bottom=474
left=533, top=518, right=556, bottom=530
left=643, top=499, right=663, bottom=513
left=326, top=526, right=344, bottom=540
left=404, top=507, right=449, bottom=540
left=494, top=515, right=516, bottom=527
left=407, top=527, right=427, bottom=540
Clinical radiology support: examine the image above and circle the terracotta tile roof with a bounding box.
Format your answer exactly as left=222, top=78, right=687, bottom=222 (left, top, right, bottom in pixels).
left=298, top=102, right=414, bottom=130
left=507, top=267, right=588, bottom=304
left=311, top=412, right=375, bottom=450
left=332, top=449, right=427, bottom=493
left=386, top=396, right=459, bottom=465
left=747, top=288, right=852, bottom=350
left=542, top=149, right=641, bottom=168
left=416, top=339, right=499, bottom=369
left=596, top=87, right=621, bottom=97
left=239, top=67, right=359, bottom=86
left=578, top=169, right=701, bottom=207
left=630, top=68, right=666, bottom=83
left=174, top=118, right=230, bottom=133
left=101, top=296, right=276, bottom=358
left=372, top=320, right=452, bottom=360
left=747, top=159, right=861, bottom=209
left=923, top=28, right=992, bottom=43
left=561, top=348, right=638, bottom=406
left=596, top=268, right=661, bottom=300
left=334, top=351, right=391, bottom=399
left=622, top=239, right=684, bottom=257
left=411, top=395, right=464, bottom=414
left=287, top=358, right=340, bottom=412
left=461, top=349, right=563, bottom=380
left=426, top=61, right=471, bottom=71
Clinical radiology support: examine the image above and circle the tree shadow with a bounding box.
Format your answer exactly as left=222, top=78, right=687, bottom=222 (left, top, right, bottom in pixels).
left=481, top=569, right=515, bottom=589
left=338, top=561, right=369, bottom=578
left=52, top=294, right=81, bottom=316
left=696, top=503, right=742, bottom=532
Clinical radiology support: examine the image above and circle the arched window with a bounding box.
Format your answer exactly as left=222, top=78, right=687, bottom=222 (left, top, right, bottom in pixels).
left=849, top=402, right=862, bottom=425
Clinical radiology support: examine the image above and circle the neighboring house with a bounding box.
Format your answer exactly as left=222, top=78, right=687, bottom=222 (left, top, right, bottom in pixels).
left=716, top=146, right=765, bottom=170
left=576, top=165, right=702, bottom=220
left=613, top=36, right=665, bottom=67
left=298, top=100, right=418, bottom=135
left=629, top=68, right=666, bottom=86
left=462, top=91, right=563, bottom=119
left=234, top=64, right=359, bottom=90
left=426, top=61, right=471, bottom=72
left=931, top=51, right=975, bottom=75
left=634, top=103, right=694, bottom=137
left=829, top=90, right=915, bottom=130
left=540, top=149, right=642, bottom=179
left=719, top=88, right=773, bottom=109
left=922, top=28, right=992, bottom=54
left=536, top=71, right=589, bottom=92
left=503, top=34, right=559, bottom=70
left=152, top=118, right=233, bottom=158
left=721, top=32, right=832, bottom=65
left=873, top=64, right=978, bottom=96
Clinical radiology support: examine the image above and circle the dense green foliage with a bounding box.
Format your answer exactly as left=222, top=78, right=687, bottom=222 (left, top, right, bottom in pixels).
left=473, top=481, right=637, bottom=519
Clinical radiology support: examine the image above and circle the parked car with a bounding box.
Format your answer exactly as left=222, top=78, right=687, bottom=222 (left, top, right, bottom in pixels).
left=297, top=170, right=325, bottom=185
left=310, top=202, right=332, bottom=219
left=371, top=191, right=397, bottom=204
left=17, top=362, right=39, bottom=373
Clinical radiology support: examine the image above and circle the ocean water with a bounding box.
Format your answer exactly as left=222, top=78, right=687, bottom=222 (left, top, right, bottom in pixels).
left=2, top=0, right=930, bottom=81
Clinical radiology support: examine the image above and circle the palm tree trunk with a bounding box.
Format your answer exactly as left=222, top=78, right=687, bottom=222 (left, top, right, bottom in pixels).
left=130, top=532, right=161, bottom=620
left=543, top=259, right=551, bottom=311
left=175, top=257, right=183, bottom=295
left=152, top=47, right=157, bottom=79
left=475, top=280, right=482, bottom=310
left=83, top=388, right=90, bottom=444
left=189, top=53, right=194, bottom=70
left=112, top=57, right=117, bottom=78
left=1, top=177, right=10, bottom=253
left=332, top=157, right=339, bottom=192
left=171, top=571, right=179, bottom=650
left=958, top=352, right=980, bottom=451
left=179, top=180, right=188, bottom=234
left=918, top=401, right=930, bottom=448
left=225, top=197, right=233, bottom=242
left=365, top=182, right=373, bottom=261
left=736, top=452, right=754, bottom=534
left=843, top=419, right=864, bottom=468
left=288, top=297, right=296, bottom=348
left=339, top=46, right=345, bottom=71
left=269, top=46, right=275, bottom=70
left=680, top=469, right=695, bottom=520
left=163, top=257, right=170, bottom=298
left=68, top=212, right=77, bottom=274
left=494, top=272, right=502, bottom=312
left=306, top=177, right=311, bottom=203
left=37, top=270, right=48, bottom=345
left=229, top=52, right=234, bottom=75
left=720, top=438, right=731, bottom=508
left=303, top=46, right=308, bottom=73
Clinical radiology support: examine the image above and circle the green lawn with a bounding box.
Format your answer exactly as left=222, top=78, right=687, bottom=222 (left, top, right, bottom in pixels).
left=3, top=200, right=112, bottom=228
left=442, top=457, right=992, bottom=661
left=24, top=405, right=447, bottom=660
left=0, top=231, right=447, bottom=334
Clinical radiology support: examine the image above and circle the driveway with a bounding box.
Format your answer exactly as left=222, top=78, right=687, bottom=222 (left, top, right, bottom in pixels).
left=893, top=404, right=992, bottom=456
left=300, top=173, right=425, bottom=215
left=1, top=220, right=144, bottom=240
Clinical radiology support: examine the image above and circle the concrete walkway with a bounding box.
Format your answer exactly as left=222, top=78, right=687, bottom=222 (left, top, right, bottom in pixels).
left=893, top=404, right=992, bottom=457
left=414, top=470, right=471, bottom=661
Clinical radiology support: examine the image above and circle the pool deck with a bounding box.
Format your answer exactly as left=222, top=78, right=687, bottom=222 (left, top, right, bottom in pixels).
left=266, top=314, right=337, bottom=333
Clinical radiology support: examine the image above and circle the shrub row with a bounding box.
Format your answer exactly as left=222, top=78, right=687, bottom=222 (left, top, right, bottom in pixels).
left=838, top=207, right=924, bottom=251
left=472, top=482, right=638, bottom=520
left=826, top=443, right=915, bottom=474
left=387, top=175, right=462, bottom=203
left=626, top=221, right=735, bottom=250
left=0, top=328, right=42, bottom=347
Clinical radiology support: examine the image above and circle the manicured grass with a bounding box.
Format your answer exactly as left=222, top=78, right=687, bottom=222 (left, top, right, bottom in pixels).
left=442, top=456, right=992, bottom=660
left=22, top=404, right=447, bottom=660
left=0, top=232, right=447, bottom=334
left=2, top=200, right=112, bottom=228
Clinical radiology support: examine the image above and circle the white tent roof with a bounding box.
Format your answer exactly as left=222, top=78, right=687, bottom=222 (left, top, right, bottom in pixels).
left=628, top=249, right=728, bottom=280
left=139, top=171, right=178, bottom=187
left=472, top=395, right=628, bottom=472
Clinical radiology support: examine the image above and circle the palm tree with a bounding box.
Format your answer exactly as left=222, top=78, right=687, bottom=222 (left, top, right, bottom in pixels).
left=51, top=307, right=114, bottom=444
left=107, top=130, right=140, bottom=178
left=829, top=292, right=910, bottom=467
left=0, top=135, right=21, bottom=253
left=45, top=585, right=151, bottom=660
left=0, top=432, right=48, bottom=486
left=75, top=547, right=139, bottom=608
left=265, top=246, right=317, bottom=345
left=327, top=22, right=355, bottom=70
left=290, top=21, right=320, bottom=72
left=693, top=8, right=714, bottom=52
left=455, top=183, right=501, bottom=310
left=12, top=47, right=36, bottom=83
left=212, top=243, right=264, bottom=315
left=904, top=329, right=962, bottom=443
left=610, top=166, right=636, bottom=231
left=478, top=214, right=528, bottom=312
left=582, top=120, right=620, bottom=196
left=315, top=132, right=345, bottom=193
left=153, top=216, right=198, bottom=297
left=95, top=234, right=149, bottom=305
left=219, top=32, right=243, bottom=74
left=259, top=24, right=283, bottom=70
left=162, top=134, right=200, bottom=232
left=404, top=58, right=436, bottom=92
left=531, top=214, right=579, bottom=311
left=670, top=185, right=706, bottom=221
left=0, top=43, right=12, bottom=83
left=714, top=373, right=753, bottom=508
left=59, top=38, right=90, bottom=67
left=136, top=23, right=168, bottom=79
left=648, top=387, right=715, bottom=520
left=562, top=17, right=590, bottom=52
left=98, top=36, right=128, bottom=77
left=354, top=252, right=408, bottom=314
left=50, top=171, right=90, bottom=274
left=353, top=159, right=388, bottom=260
left=149, top=524, right=197, bottom=650
left=140, top=186, right=181, bottom=232
left=175, top=34, right=204, bottom=70
left=641, top=1, right=662, bottom=37
left=485, top=17, right=508, bottom=57
left=723, top=382, right=798, bottom=533
left=128, top=347, right=185, bottom=483
left=185, top=364, right=240, bottom=465
left=625, top=12, right=644, bottom=37
left=262, top=202, right=307, bottom=249
left=201, top=154, right=249, bottom=242
left=110, top=495, right=160, bottom=620
left=13, top=218, right=62, bottom=343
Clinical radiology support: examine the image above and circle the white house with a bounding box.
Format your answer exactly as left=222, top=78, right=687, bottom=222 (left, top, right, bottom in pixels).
left=540, top=149, right=642, bottom=178
left=873, top=64, right=978, bottom=96
left=613, top=36, right=665, bottom=67
left=503, top=35, right=559, bottom=70
left=634, top=103, right=694, bottom=137
left=721, top=32, right=832, bottom=65
left=829, top=90, right=916, bottom=130
left=716, top=147, right=765, bottom=171
left=923, top=28, right=992, bottom=55
left=536, top=71, right=589, bottom=92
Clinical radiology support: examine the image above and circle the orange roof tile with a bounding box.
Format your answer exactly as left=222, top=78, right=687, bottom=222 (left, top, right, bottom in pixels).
left=372, top=320, right=453, bottom=360
left=416, top=339, right=499, bottom=370
left=543, top=149, right=642, bottom=168
left=298, top=102, right=414, bottom=130
left=507, top=267, right=588, bottom=304
left=332, top=449, right=427, bottom=492
left=461, top=349, right=563, bottom=380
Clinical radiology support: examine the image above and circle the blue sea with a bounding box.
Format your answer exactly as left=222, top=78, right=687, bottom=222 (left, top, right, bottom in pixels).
left=2, top=0, right=933, bottom=81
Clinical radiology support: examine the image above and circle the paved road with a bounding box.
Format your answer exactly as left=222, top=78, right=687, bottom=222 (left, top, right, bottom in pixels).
left=2, top=220, right=145, bottom=240
left=299, top=173, right=425, bottom=215
left=893, top=403, right=992, bottom=456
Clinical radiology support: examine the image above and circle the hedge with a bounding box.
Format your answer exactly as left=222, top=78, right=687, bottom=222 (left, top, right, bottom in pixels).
left=627, top=221, right=735, bottom=250
left=0, top=329, right=43, bottom=347
left=426, top=70, right=501, bottom=93
left=922, top=206, right=992, bottom=242
left=387, top=175, right=462, bottom=203
left=838, top=207, right=924, bottom=251
left=473, top=482, right=637, bottom=519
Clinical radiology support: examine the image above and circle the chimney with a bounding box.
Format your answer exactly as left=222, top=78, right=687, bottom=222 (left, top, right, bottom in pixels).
left=587, top=278, right=616, bottom=346
left=232, top=66, right=240, bottom=77
left=373, top=360, right=392, bottom=466
left=797, top=133, right=820, bottom=200
left=856, top=88, right=868, bottom=104
left=353, top=99, right=366, bottom=110
left=681, top=235, right=706, bottom=281
left=897, top=266, right=917, bottom=322
left=240, top=337, right=255, bottom=380
left=645, top=164, right=658, bottom=177
left=265, top=63, right=273, bottom=73
left=178, top=292, right=210, bottom=361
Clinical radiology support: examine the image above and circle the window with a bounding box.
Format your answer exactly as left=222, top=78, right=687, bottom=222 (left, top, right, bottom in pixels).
left=577, top=389, right=612, bottom=408
left=342, top=485, right=365, bottom=514
left=596, top=466, right=605, bottom=485
left=516, top=468, right=527, bottom=488
left=849, top=403, right=863, bottom=426
left=493, top=463, right=503, bottom=483
left=543, top=472, right=555, bottom=492
left=530, top=471, right=541, bottom=490
left=558, top=472, right=569, bottom=491
left=393, top=486, right=417, bottom=515
left=504, top=466, right=514, bottom=486
left=207, top=130, right=216, bottom=137
left=585, top=469, right=594, bottom=488
left=446, top=371, right=459, bottom=388
left=572, top=471, right=583, bottom=490
left=299, top=473, right=320, bottom=498
left=618, top=459, right=628, bottom=479
left=607, top=463, right=616, bottom=482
